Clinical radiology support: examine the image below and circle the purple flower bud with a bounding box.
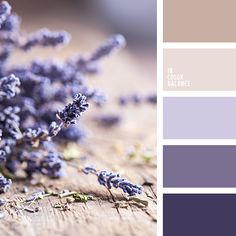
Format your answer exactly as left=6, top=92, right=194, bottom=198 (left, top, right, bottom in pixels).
left=57, top=93, right=89, bottom=126
left=57, top=125, right=86, bottom=143
left=0, top=74, right=20, bottom=100
left=0, top=198, right=6, bottom=205
left=1, top=13, right=20, bottom=32
left=0, top=46, right=11, bottom=64
left=40, top=151, right=64, bottom=178
left=83, top=165, right=97, bottom=175
left=89, top=34, right=126, bottom=61
left=118, top=96, right=128, bottom=106
left=48, top=121, right=61, bottom=137
left=146, top=93, right=157, bottom=104
left=0, top=1, right=11, bottom=27
left=21, top=28, right=70, bottom=51
left=83, top=166, right=142, bottom=196
left=80, top=87, right=106, bottom=106
left=25, top=152, right=41, bottom=177
left=95, top=114, right=121, bottom=127
left=23, top=127, right=49, bottom=145
left=0, top=149, right=6, bottom=162
left=131, top=93, right=142, bottom=104
left=0, top=106, right=21, bottom=139
left=0, top=175, right=11, bottom=193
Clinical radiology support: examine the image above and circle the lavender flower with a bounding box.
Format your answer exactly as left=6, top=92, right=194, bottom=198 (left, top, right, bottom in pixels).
left=40, top=152, right=64, bottom=178
left=131, top=94, right=142, bottom=104
left=118, top=96, right=128, bottom=106
left=80, top=87, right=107, bottom=106
left=146, top=93, right=157, bottom=104
left=57, top=93, right=89, bottom=126
left=82, top=165, right=97, bottom=175
left=1, top=13, right=20, bottom=32
left=118, top=92, right=157, bottom=106
left=57, top=125, right=86, bottom=143
left=0, top=46, right=11, bottom=65
left=25, top=152, right=41, bottom=177
left=0, top=198, right=6, bottom=206
left=89, top=34, right=126, bottom=61
left=0, top=149, right=6, bottom=162
left=48, top=121, right=61, bottom=137
left=22, top=127, right=49, bottom=146
left=0, top=1, right=11, bottom=27
left=0, top=175, right=11, bottom=193
left=83, top=166, right=142, bottom=196
left=95, top=114, right=121, bottom=127
left=71, top=56, right=100, bottom=74
left=69, top=35, right=125, bottom=75
left=0, top=74, right=20, bottom=100
left=0, top=106, right=21, bottom=138
left=21, top=28, right=70, bottom=51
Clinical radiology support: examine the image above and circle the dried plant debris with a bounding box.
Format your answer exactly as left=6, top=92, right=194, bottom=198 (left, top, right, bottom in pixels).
left=114, top=197, right=148, bottom=209
left=0, top=188, right=95, bottom=216
left=0, top=1, right=127, bottom=192
left=126, top=145, right=156, bottom=163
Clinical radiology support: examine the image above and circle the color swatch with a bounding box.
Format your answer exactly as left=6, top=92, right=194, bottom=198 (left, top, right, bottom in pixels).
left=164, top=194, right=236, bottom=236
left=163, top=97, right=236, bottom=139
left=164, top=0, right=236, bottom=42
left=164, top=49, right=236, bottom=91
left=164, top=145, right=236, bottom=187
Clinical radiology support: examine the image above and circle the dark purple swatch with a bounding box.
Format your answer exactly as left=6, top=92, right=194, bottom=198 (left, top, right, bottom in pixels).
left=164, top=194, right=236, bottom=236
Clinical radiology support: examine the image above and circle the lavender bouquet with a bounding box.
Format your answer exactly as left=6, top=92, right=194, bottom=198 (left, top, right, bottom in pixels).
left=0, top=1, right=142, bottom=196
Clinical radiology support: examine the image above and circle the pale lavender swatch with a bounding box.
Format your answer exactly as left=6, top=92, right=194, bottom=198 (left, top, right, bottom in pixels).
left=164, top=97, right=236, bottom=139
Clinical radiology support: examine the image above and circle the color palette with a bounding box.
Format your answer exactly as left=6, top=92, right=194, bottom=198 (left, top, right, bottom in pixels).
left=161, top=0, right=236, bottom=233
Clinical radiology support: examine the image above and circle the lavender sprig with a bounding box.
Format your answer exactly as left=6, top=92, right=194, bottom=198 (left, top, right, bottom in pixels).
left=89, top=34, right=126, bottom=62
left=0, top=149, right=6, bottom=162
left=70, top=35, right=126, bottom=75
left=118, top=92, right=157, bottom=106
left=21, top=28, right=70, bottom=51
left=0, top=175, right=11, bottom=193
left=0, top=1, right=11, bottom=27
left=95, top=114, right=121, bottom=127
left=57, top=93, right=89, bottom=127
left=1, top=13, right=20, bottom=32
left=0, top=74, right=20, bottom=100
left=40, top=152, right=64, bottom=178
left=83, top=166, right=142, bottom=196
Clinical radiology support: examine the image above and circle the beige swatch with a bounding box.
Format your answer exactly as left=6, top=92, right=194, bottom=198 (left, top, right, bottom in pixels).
left=164, top=0, right=236, bottom=42
left=164, top=49, right=236, bottom=91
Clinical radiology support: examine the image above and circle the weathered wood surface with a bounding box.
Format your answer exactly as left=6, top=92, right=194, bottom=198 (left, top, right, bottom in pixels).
left=0, top=12, right=156, bottom=236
